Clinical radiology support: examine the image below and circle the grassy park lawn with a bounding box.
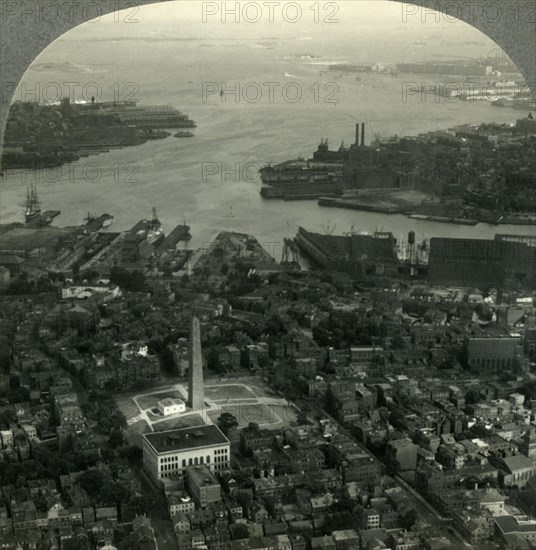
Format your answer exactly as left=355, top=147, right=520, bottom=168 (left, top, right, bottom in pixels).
left=204, top=384, right=257, bottom=400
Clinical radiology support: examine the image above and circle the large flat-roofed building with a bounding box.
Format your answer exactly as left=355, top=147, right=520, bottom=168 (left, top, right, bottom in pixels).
left=466, top=337, right=522, bottom=375
left=295, top=227, right=399, bottom=278
left=428, top=238, right=503, bottom=287
left=428, top=237, right=536, bottom=289
left=143, top=425, right=230, bottom=482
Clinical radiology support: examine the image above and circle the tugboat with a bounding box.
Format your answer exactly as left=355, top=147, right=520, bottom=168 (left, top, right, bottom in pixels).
left=25, top=183, right=42, bottom=222
left=144, top=129, right=171, bottom=140
left=173, top=130, right=195, bottom=138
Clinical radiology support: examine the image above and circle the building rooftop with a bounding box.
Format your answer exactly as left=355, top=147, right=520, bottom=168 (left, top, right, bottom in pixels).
left=503, top=454, right=535, bottom=473
left=496, top=515, right=536, bottom=534
left=185, top=464, right=219, bottom=486
left=159, top=397, right=185, bottom=407
left=144, top=425, right=229, bottom=454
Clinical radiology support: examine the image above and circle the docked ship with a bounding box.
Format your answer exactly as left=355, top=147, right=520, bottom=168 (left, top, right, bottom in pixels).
left=260, top=139, right=346, bottom=185
left=147, top=207, right=165, bottom=246
left=260, top=159, right=343, bottom=185
left=85, top=213, right=114, bottom=231
left=24, top=184, right=59, bottom=226
left=259, top=139, right=346, bottom=199
left=25, top=183, right=42, bottom=222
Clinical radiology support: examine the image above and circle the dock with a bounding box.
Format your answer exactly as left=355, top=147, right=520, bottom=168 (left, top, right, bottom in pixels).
left=160, top=224, right=191, bottom=250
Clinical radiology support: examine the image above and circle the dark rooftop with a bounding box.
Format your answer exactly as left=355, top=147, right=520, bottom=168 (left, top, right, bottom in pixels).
left=298, top=227, right=398, bottom=264
left=144, top=425, right=229, bottom=453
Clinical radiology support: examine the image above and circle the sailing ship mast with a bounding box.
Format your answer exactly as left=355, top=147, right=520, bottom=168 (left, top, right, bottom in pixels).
left=25, top=182, right=42, bottom=221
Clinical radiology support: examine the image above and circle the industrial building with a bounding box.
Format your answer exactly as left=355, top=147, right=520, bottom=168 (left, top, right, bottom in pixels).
left=428, top=236, right=536, bottom=289
left=295, top=227, right=399, bottom=278
left=465, top=337, right=522, bottom=376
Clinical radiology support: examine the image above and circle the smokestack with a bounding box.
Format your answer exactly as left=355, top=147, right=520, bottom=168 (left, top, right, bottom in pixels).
left=361, top=123, right=365, bottom=147
left=355, top=123, right=360, bottom=147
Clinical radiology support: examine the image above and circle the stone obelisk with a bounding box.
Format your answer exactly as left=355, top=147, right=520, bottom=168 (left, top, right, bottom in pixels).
left=188, top=315, right=204, bottom=410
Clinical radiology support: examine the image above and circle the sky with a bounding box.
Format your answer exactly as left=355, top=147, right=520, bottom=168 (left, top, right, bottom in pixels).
left=70, top=0, right=480, bottom=40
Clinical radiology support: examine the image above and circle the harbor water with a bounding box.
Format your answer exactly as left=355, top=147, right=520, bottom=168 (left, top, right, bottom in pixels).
left=1, top=4, right=535, bottom=256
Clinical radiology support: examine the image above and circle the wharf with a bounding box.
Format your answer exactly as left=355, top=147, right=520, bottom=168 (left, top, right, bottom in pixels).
left=318, top=197, right=403, bottom=214
left=408, top=214, right=478, bottom=226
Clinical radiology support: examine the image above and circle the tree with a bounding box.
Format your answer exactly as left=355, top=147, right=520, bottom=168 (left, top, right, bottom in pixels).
left=104, top=378, right=122, bottom=393
left=399, top=507, right=417, bottom=529
left=391, top=334, right=406, bottom=350
left=101, top=480, right=130, bottom=510
left=129, top=494, right=158, bottom=516
left=118, top=445, right=143, bottom=466
left=217, top=412, right=238, bottom=435
left=465, top=388, right=481, bottom=405
left=469, top=424, right=490, bottom=438
left=110, top=266, right=146, bottom=292
left=78, top=469, right=105, bottom=499
left=109, top=430, right=125, bottom=448
left=118, top=534, right=145, bottom=550
left=10, top=386, right=30, bottom=404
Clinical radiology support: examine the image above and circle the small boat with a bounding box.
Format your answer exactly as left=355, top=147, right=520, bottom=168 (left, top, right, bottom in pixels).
left=174, top=131, right=195, bottom=138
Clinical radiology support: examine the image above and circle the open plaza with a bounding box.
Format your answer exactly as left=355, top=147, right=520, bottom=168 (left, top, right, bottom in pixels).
left=117, top=376, right=297, bottom=446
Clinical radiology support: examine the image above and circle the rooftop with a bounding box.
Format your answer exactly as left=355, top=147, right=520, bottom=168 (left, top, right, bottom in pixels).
left=144, top=425, right=229, bottom=454
left=185, top=464, right=219, bottom=486
left=496, top=515, right=536, bottom=534
left=159, top=397, right=185, bottom=407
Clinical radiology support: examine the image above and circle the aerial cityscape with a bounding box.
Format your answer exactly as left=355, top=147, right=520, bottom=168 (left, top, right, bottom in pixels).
left=1, top=1, right=536, bottom=550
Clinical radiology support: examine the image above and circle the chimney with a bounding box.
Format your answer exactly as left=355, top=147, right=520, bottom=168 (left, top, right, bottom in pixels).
left=361, top=123, right=365, bottom=147
left=355, top=123, right=360, bottom=147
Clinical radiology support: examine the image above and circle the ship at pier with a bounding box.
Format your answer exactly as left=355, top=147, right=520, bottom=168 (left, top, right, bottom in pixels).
left=25, top=183, right=42, bottom=222
left=24, top=183, right=61, bottom=226
left=84, top=213, right=114, bottom=232
left=147, top=207, right=165, bottom=246
left=259, top=138, right=347, bottom=199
